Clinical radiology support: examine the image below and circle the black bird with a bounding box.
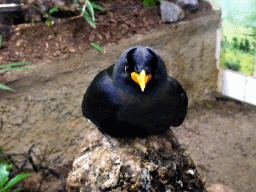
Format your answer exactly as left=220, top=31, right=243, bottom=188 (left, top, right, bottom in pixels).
left=82, top=46, right=188, bottom=137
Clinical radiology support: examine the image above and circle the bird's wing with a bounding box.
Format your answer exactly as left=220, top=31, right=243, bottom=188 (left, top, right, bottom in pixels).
left=82, top=65, right=121, bottom=127
left=167, top=76, right=188, bottom=127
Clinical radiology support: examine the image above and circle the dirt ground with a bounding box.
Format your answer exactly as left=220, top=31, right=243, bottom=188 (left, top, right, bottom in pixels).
left=174, top=100, right=256, bottom=192
left=1, top=0, right=256, bottom=192
left=2, top=98, right=256, bottom=192
left=0, top=0, right=213, bottom=64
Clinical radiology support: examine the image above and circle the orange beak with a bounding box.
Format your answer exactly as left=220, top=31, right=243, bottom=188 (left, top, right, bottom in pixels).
left=131, top=70, right=152, bottom=92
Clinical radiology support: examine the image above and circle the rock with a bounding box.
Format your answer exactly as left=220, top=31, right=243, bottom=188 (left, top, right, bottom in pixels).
left=160, top=0, right=185, bottom=23
left=0, top=25, right=11, bottom=40
left=0, top=3, right=23, bottom=25
left=66, top=125, right=207, bottom=191
left=22, top=5, right=42, bottom=22
left=176, top=0, right=199, bottom=12
left=207, top=184, right=235, bottom=192
left=33, top=0, right=54, bottom=13
left=9, top=115, right=23, bottom=125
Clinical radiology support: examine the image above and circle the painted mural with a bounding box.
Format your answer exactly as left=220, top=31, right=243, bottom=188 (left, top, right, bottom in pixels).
left=208, top=0, right=256, bottom=76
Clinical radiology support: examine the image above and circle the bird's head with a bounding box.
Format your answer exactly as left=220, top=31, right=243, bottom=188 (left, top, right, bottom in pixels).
left=115, top=46, right=167, bottom=92
left=114, top=46, right=168, bottom=92
left=124, top=47, right=158, bottom=92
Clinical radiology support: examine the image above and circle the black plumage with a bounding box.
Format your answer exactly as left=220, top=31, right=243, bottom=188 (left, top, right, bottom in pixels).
left=82, top=46, right=188, bottom=137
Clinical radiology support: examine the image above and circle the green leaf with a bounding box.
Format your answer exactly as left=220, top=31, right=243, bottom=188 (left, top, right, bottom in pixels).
left=31, top=19, right=35, bottom=27
left=74, top=0, right=79, bottom=5
left=0, top=62, right=34, bottom=69
left=32, top=5, right=45, bottom=15
left=0, top=84, right=14, bottom=92
left=0, top=67, right=34, bottom=73
left=91, top=3, right=105, bottom=11
left=0, top=164, right=9, bottom=189
left=0, top=147, right=2, bottom=154
left=206, top=104, right=213, bottom=109
left=12, top=188, right=23, bottom=192
left=82, top=11, right=96, bottom=28
left=87, top=1, right=95, bottom=20
left=45, top=20, right=52, bottom=27
left=3, top=173, right=31, bottom=190
left=6, top=164, right=13, bottom=171
left=144, top=0, right=156, bottom=7
left=49, top=7, right=59, bottom=16
left=0, top=35, right=2, bottom=48
left=90, top=43, right=102, bottom=52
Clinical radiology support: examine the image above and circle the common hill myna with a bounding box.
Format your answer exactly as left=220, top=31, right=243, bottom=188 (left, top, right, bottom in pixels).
left=82, top=46, right=188, bottom=137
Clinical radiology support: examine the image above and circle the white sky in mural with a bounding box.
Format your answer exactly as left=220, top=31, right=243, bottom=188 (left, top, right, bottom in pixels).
left=206, top=0, right=256, bottom=27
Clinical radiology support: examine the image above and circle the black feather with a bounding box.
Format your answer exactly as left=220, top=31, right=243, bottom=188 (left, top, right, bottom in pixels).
left=82, top=46, right=188, bottom=137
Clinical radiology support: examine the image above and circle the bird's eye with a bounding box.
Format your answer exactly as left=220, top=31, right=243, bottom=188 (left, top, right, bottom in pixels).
left=125, top=58, right=129, bottom=73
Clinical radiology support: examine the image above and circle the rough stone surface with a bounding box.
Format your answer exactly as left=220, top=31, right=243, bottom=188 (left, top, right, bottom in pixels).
left=176, top=0, right=199, bottom=11
left=66, top=126, right=207, bottom=191
left=160, top=0, right=185, bottom=23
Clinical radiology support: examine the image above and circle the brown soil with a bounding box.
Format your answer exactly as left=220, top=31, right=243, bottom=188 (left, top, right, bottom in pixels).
left=0, top=0, right=212, bottom=64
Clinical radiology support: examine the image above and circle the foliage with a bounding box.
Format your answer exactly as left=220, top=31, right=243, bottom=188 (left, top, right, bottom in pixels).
left=31, top=19, right=35, bottom=27
left=220, top=23, right=255, bottom=75
left=143, top=0, right=158, bottom=7
left=54, top=29, right=60, bottom=36
left=0, top=62, right=34, bottom=91
left=46, top=7, right=59, bottom=26
left=230, top=37, right=252, bottom=53
left=74, top=0, right=105, bottom=29
left=33, top=6, right=59, bottom=26
left=206, top=104, right=213, bottom=109
left=90, top=2, right=105, bottom=12
left=225, top=61, right=240, bottom=71
left=219, top=2, right=256, bottom=75
left=245, top=27, right=256, bottom=40
left=74, top=0, right=104, bottom=52
left=90, top=43, right=102, bottom=52
left=222, top=36, right=253, bottom=54
left=220, top=47, right=254, bottom=75
left=232, top=37, right=238, bottom=49
left=0, top=147, right=31, bottom=192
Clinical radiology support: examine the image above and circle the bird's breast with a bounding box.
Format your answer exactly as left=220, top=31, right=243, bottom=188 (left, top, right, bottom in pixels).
left=116, top=88, right=175, bottom=128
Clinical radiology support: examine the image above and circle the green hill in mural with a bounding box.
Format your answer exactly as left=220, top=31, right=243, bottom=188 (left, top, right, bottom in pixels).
left=220, top=20, right=255, bottom=75
left=214, top=0, right=256, bottom=76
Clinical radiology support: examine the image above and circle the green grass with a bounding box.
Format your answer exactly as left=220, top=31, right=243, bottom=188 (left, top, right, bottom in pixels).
left=0, top=147, right=31, bottom=192
left=0, top=62, right=34, bottom=91
left=222, top=20, right=255, bottom=43
left=220, top=48, right=254, bottom=75
left=220, top=18, right=255, bottom=75
left=90, top=43, right=102, bottom=52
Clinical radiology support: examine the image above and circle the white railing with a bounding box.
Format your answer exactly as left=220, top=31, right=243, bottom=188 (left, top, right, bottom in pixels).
left=217, top=29, right=256, bottom=106
left=222, top=70, right=256, bottom=105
